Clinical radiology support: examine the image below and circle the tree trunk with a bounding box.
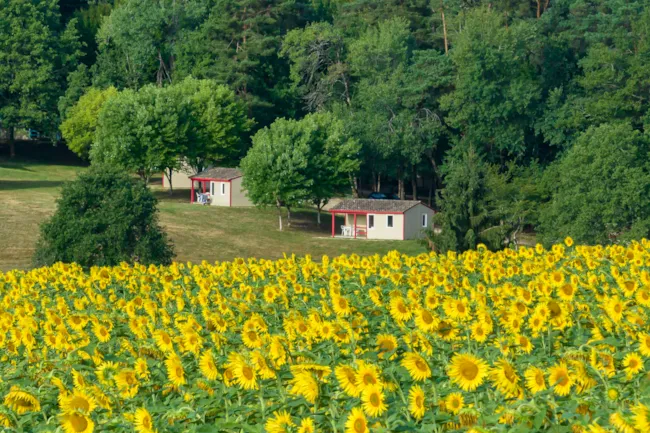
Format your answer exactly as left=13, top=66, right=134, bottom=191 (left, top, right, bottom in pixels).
left=277, top=200, right=283, bottom=231
left=411, top=165, right=418, bottom=201
left=377, top=173, right=381, bottom=192
left=441, top=1, right=449, bottom=55
left=544, top=0, right=550, bottom=13
left=397, top=166, right=405, bottom=200
left=349, top=174, right=359, bottom=198
left=428, top=175, right=434, bottom=207
left=536, top=0, right=541, bottom=18
left=8, top=127, right=15, bottom=158
left=286, top=206, right=292, bottom=227
left=165, top=168, right=174, bottom=195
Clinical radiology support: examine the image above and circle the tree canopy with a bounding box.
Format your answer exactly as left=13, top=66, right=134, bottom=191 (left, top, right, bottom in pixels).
left=6, top=0, right=650, bottom=249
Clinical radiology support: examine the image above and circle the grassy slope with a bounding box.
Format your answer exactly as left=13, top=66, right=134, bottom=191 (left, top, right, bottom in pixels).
left=0, top=160, right=425, bottom=271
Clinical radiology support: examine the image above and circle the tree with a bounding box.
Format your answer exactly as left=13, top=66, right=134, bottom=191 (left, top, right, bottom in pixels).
left=241, top=118, right=313, bottom=230
left=34, top=166, right=174, bottom=268
left=425, top=147, right=507, bottom=252
left=440, top=8, right=541, bottom=161
left=538, top=123, right=650, bottom=245
left=90, top=78, right=251, bottom=189
left=60, top=86, right=118, bottom=159
left=0, top=0, right=81, bottom=157
left=303, top=112, right=360, bottom=224
left=177, top=77, right=253, bottom=175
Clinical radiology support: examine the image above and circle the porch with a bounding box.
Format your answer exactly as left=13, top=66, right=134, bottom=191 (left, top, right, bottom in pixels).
left=330, top=212, right=368, bottom=238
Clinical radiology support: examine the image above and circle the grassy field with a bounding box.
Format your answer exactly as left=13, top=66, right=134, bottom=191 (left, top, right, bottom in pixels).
left=0, top=159, right=425, bottom=271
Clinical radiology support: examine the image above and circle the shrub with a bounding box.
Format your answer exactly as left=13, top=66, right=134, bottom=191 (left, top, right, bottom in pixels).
left=34, top=166, right=174, bottom=267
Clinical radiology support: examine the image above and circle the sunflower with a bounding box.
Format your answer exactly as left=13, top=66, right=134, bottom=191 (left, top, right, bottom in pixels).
left=355, top=361, right=382, bottom=391
left=408, top=385, right=426, bottom=420
left=632, top=404, right=650, bottom=433
left=135, top=358, right=150, bottom=380
left=448, top=353, right=488, bottom=391
left=414, top=308, right=438, bottom=332
left=199, top=351, right=219, bottom=381
left=59, top=390, right=96, bottom=414
left=361, top=384, right=387, bottom=417
left=389, top=297, right=412, bottom=322
left=345, top=407, right=369, bottom=433
left=4, top=386, right=40, bottom=414
left=639, top=332, right=650, bottom=357
left=93, top=323, right=111, bottom=343
left=114, top=369, right=139, bottom=398
left=134, top=407, right=156, bottom=433
left=298, top=418, right=316, bottom=433
left=548, top=362, right=573, bottom=396
left=164, top=355, right=186, bottom=388
left=336, top=365, right=360, bottom=397
left=153, top=330, right=175, bottom=353
left=470, top=321, right=489, bottom=343
left=524, top=366, right=546, bottom=394
left=227, top=353, right=258, bottom=390
left=605, top=296, right=625, bottom=323
left=332, top=295, right=352, bottom=317
left=60, top=413, right=94, bottom=433
left=622, top=352, right=644, bottom=378
left=289, top=371, right=319, bottom=404
left=401, top=352, right=432, bottom=381
left=445, top=393, right=464, bottom=415
left=376, top=334, right=398, bottom=360
left=490, top=359, right=521, bottom=398
left=610, top=412, right=637, bottom=433
left=265, top=410, right=295, bottom=433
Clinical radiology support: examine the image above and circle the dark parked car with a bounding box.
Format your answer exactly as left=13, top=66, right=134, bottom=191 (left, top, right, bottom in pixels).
left=368, top=192, right=400, bottom=200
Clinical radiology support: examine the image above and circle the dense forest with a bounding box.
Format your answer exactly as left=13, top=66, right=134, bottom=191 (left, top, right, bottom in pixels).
left=2, top=0, right=650, bottom=250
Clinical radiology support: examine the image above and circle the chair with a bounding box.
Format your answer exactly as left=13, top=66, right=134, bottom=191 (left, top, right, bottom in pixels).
left=341, top=225, right=351, bottom=237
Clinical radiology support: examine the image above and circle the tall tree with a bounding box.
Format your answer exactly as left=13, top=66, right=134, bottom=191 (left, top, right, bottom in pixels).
left=441, top=8, right=541, bottom=161
left=173, top=0, right=317, bottom=129
left=60, top=86, right=118, bottom=159
left=0, top=0, right=81, bottom=157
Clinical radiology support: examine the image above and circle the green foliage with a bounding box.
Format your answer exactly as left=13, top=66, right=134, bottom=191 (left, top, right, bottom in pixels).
left=91, top=77, right=250, bottom=184
left=60, top=86, right=118, bottom=159
left=538, top=122, right=650, bottom=245
left=241, top=112, right=360, bottom=229
left=426, top=148, right=496, bottom=253
left=34, top=166, right=174, bottom=268
left=0, top=0, right=81, bottom=138
left=440, top=8, right=541, bottom=159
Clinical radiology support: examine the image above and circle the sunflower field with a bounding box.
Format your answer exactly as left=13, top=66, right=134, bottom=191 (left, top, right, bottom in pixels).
left=1, top=239, right=650, bottom=433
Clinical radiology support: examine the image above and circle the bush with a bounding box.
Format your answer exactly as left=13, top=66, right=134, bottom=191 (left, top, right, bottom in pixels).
left=34, top=166, right=174, bottom=267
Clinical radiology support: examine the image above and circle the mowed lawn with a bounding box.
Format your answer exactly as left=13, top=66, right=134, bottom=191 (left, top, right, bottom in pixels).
left=0, top=159, right=425, bottom=271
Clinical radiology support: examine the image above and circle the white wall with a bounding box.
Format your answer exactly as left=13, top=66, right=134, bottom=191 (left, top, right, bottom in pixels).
left=367, top=213, right=404, bottom=240
left=209, top=181, right=230, bottom=206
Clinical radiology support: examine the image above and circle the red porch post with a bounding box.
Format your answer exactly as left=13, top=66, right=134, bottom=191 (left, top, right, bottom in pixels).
left=202, top=181, right=206, bottom=193
left=331, top=212, right=335, bottom=237
left=353, top=213, right=357, bottom=239
left=190, top=180, right=195, bottom=203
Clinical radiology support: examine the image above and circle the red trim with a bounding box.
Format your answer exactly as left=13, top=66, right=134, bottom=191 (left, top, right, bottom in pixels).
left=331, top=212, right=335, bottom=237
left=190, top=181, right=195, bottom=203
left=189, top=176, right=241, bottom=182
left=327, top=210, right=402, bottom=215
left=353, top=214, right=357, bottom=239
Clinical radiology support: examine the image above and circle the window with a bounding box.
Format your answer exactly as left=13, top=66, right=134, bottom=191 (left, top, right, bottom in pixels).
left=221, top=182, right=226, bottom=195
left=387, top=215, right=394, bottom=228
left=368, top=215, right=374, bottom=229
left=422, top=213, right=428, bottom=227
left=210, top=182, right=215, bottom=196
